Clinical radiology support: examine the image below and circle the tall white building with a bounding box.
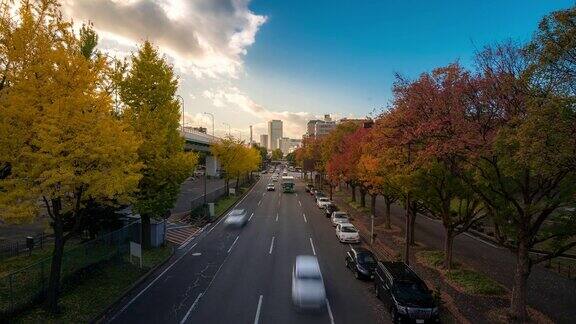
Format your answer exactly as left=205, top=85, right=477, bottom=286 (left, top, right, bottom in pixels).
left=306, top=114, right=336, bottom=139
left=268, top=120, right=283, bottom=150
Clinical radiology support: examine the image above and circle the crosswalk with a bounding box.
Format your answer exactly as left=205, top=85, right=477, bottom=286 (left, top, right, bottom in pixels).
left=166, top=225, right=198, bottom=247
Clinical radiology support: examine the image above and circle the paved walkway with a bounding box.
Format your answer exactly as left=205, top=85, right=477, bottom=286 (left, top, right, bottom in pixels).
left=335, top=186, right=576, bottom=323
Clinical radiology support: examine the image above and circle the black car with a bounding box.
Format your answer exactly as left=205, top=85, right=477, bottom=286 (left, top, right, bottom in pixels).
left=374, top=262, right=439, bottom=323
left=325, top=203, right=338, bottom=217
left=345, top=247, right=377, bottom=279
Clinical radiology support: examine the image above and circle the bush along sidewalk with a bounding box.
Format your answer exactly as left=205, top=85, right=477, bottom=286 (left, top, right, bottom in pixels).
left=332, top=192, right=553, bottom=324
left=12, top=245, right=173, bottom=324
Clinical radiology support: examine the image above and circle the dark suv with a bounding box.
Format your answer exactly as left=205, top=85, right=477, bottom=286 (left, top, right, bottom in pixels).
left=374, top=262, right=439, bottom=323
left=345, top=247, right=377, bottom=279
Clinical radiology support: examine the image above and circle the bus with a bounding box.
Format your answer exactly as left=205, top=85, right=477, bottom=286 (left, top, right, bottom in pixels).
left=281, top=176, right=295, bottom=193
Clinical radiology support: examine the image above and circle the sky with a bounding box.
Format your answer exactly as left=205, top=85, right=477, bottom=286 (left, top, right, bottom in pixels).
left=61, top=0, right=575, bottom=139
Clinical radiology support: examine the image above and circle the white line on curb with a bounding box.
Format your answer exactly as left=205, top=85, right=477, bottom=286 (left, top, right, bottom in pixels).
left=180, top=293, right=203, bottom=324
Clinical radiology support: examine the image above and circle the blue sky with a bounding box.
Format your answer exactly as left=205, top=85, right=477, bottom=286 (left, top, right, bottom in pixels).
left=65, top=0, right=575, bottom=138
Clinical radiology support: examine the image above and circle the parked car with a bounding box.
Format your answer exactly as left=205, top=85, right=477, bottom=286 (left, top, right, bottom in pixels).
left=374, top=262, right=440, bottom=323
left=331, top=211, right=350, bottom=227
left=305, top=184, right=314, bottom=193
left=292, top=255, right=326, bottom=311
left=346, top=247, right=377, bottom=279
left=267, top=183, right=275, bottom=191
left=315, top=191, right=326, bottom=198
left=272, top=175, right=278, bottom=182
left=325, top=203, right=338, bottom=217
left=224, top=209, right=249, bottom=228
left=317, top=197, right=331, bottom=209
left=336, top=223, right=360, bottom=243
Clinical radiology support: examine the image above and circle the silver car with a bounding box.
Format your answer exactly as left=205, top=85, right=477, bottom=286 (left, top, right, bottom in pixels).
left=224, top=209, right=248, bottom=228
left=292, top=255, right=327, bottom=311
left=331, top=211, right=350, bottom=227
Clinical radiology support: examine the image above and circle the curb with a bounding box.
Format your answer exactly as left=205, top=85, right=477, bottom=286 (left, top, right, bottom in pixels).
left=91, top=246, right=176, bottom=324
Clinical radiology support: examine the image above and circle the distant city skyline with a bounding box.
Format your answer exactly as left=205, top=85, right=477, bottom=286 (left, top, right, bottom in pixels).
left=60, top=0, right=575, bottom=138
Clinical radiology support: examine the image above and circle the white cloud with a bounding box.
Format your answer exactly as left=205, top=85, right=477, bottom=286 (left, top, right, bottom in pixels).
left=63, top=0, right=267, bottom=78
left=203, top=87, right=315, bottom=138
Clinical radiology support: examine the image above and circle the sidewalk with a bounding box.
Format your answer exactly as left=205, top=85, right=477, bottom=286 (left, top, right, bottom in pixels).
left=333, top=186, right=576, bottom=323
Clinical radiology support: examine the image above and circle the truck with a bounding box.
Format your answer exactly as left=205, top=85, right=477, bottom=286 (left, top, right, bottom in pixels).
left=281, top=176, right=295, bottom=193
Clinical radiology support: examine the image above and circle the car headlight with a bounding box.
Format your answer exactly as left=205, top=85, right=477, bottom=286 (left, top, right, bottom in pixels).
left=396, top=305, right=408, bottom=314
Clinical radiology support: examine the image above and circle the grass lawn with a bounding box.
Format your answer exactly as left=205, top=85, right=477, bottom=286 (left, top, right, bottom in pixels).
left=13, top=245, right=173, bottom=323
left=417, top=250, right=505, bottom=296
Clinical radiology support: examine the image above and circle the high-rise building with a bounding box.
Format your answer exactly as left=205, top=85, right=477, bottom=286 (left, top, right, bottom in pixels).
left=278, top=138, right=302, bottom=155
left=306, top=114, right=336, bottom=139
left=268, top=120, right=283, bottom=150
left=259, top=134, right=269, bottom=150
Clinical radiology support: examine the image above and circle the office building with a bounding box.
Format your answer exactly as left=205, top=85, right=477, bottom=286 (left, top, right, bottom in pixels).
left=306, top=114, right=336, bottom=139
left=260, top=134, right=269, bottom=150
left=268, top=120, right=283, bottom=150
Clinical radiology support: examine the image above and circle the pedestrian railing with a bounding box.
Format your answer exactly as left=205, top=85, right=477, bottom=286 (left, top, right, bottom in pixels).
left=0, top=233, right=52, bottom=260
left=0, top=222, right=140, bottom=320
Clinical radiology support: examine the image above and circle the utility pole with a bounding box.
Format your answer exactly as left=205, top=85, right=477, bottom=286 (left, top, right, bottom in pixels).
left=249, top=125, right=253, bottom=145
left=222, top=122, right=231, bottom=136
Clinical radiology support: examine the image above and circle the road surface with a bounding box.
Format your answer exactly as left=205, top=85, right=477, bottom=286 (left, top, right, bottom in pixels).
left=104, top=174, right=387, bottom=324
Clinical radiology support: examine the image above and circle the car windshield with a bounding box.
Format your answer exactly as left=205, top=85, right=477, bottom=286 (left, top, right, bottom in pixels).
left=334, top=213, right=348, bottom=219
left=340, top=226, right=357, bottom=233
left=357, top=253, right=376, bottom=265
left=319, top=198, right=329, bottom=202
left=394, top=281, right=431, bottom=301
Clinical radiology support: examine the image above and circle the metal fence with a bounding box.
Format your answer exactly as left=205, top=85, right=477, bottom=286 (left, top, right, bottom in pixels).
left=0, top=222, right=140, bottom=320
left=0, top=233, right=53, bottom=260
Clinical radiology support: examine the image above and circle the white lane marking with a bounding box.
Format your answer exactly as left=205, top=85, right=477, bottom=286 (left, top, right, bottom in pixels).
left=269, top=236, right=275, bottom=254
left=303, top=213, right=307, bottom=223
left=254, top=295, right=263, bottom=324
left=309, top=237, right=316, bottom=255
left=227, top=235, right=240, bottom=253
left=249, top=212, right=254, bottom=221
left=258, top=200, right=262, bottom=206
left=180, top=293, right=203, bottom=324
left=326, top=299, right=335, bottom=324
left=298, top=200, right=302, bottom=206
left=463, top=232, right=502, bottom=249
left=275, top=213, right=279, bottom=222
left=109, top=242, right=198, bottom=321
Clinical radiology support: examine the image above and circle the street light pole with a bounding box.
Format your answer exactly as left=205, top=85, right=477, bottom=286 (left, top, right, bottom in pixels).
left=177, top=95, right=184, bottom=132
left=203, top=112, right=215, bottom=137
left=222, top=122, right=231, bottom=136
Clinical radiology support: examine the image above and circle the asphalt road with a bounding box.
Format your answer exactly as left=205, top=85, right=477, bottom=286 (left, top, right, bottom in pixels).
left=104, top=174, right=387, bottom=324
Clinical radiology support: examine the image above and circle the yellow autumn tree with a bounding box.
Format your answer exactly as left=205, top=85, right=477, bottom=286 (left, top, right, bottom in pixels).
left=211, top=137, right=261, bottom=194
left=0, top=0, right=142, bottom=313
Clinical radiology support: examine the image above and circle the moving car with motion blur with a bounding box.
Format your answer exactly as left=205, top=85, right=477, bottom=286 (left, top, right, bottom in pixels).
left=374, top=261, right=440, bottom=323
left=346, top=247, right=377, bottom=279
left=292, top=255, right=326, bottom=311
left=331, top=211, right=350, bottom=227
left=336, top=223, right=360, bottom=243
left=224, top=209, right=248, bottom=228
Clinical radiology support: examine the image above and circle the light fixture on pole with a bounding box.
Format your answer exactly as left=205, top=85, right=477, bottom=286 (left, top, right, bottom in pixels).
left=203, top=112, right=215, bottom=137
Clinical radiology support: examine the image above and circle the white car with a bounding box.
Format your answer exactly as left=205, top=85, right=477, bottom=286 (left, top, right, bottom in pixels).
left=336, top=223, right=360, bottom=243
left=316, top=197, right=331, bottom=209
left=292, top=255, right=326, bottom=310
left=224, top=209, right=248, bottom=228
left=331, top=211, right=350, bottom=227
left=272, top=175, right=278, bottom=182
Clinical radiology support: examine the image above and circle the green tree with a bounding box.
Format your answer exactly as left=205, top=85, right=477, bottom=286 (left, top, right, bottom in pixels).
left=117, top=41, right=197, bottom=248
left=0, top=0, right=143, bottom=312
left=271, top=148, right=283, bottom=160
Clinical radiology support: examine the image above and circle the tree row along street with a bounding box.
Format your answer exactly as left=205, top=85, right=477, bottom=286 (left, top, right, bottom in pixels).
left=104, top=175, right=386, bottom=324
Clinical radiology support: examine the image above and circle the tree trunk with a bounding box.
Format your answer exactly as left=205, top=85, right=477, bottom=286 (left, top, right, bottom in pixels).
left=360, top=188, right=366, bottom=207
left=510, top=242, right=531, bottom=323
left=329, top=185, right=333, bottom=200
left=235, top=174, right=240, bottom=193
left=141, top=213, right=151, bottom=249
left=225, top=178, right=229, bottom=196
left=350, top=185, right=356, bottom=202
left=444, top=228, right=454, bottom=269
left=384, top=197, right=392, bottom=229
left=47, top=200, right=64, bottom=313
